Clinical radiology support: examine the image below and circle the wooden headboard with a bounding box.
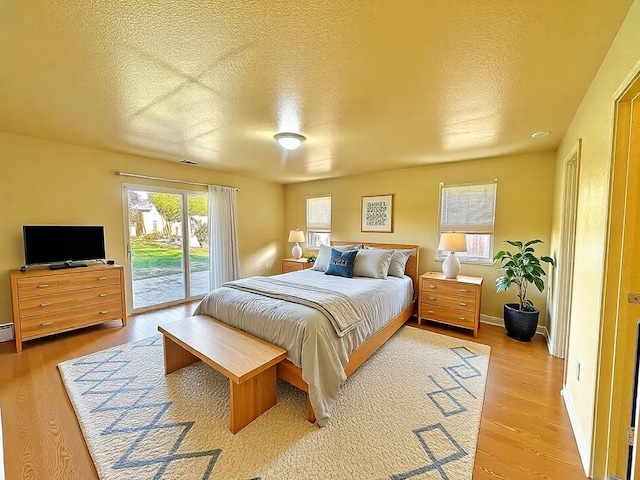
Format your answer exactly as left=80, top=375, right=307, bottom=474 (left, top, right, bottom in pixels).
left=330, top=241, right=420, bottom=294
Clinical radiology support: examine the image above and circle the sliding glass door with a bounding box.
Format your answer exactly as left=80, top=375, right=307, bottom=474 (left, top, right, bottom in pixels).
left=125, top=186, right=210, bottom=311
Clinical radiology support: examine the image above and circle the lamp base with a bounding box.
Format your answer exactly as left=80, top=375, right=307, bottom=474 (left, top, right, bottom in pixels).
left=442, top=251, right=461, bottom=278
left=292, top=243, right=303, bottom=259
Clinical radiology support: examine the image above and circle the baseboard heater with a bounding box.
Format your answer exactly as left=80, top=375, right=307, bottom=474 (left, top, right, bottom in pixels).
left=0, top=323, right=14, bottom=342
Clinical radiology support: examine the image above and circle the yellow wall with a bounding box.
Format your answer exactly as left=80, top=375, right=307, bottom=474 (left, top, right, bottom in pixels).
left=0, top=132, right=284, bottom=322
left=550, top=1, right=640, bottom=476
left=285, top=151, right=556, bottom=323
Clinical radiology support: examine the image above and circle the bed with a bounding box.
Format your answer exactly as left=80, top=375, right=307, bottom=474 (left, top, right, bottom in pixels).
left=193, top=242, right=419, bottom=426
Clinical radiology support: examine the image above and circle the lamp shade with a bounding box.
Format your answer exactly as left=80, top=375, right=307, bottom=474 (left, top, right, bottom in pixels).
left=288, top=229, right=305, bottom=243
left=438, top=233, right=467, bottom=252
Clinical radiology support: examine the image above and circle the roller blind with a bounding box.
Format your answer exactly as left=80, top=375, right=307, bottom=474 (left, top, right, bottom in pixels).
left=307, top=195, right=331, bottom=231
left=440, top=182, right=496, bottom=234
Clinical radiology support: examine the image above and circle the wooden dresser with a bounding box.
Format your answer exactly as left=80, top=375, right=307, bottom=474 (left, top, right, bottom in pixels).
left=418, top=272, right=483, bottom=337
left=281, top=258, right=314, bottom=273
left=9, top=264, right=126, bottom=352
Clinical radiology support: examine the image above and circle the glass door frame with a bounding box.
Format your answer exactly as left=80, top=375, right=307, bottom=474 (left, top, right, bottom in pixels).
left=121, top=183, right=208, bottom=314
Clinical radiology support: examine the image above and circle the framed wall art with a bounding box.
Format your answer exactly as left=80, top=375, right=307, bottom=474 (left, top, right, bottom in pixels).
left=361, top=194, right=393, bottom=233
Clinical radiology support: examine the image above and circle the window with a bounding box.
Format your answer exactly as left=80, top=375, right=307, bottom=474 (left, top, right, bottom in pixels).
left=438, top=181, right=497, bottom=263
left=306, top=195, right=331, bottom=248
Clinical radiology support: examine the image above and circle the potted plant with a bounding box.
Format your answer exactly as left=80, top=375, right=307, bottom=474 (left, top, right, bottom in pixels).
left=493, top=239, right=555, bottom=342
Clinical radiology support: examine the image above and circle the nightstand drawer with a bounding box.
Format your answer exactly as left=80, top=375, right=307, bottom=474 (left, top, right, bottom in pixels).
left=282, top=259, right=313, bottom=273
left=421, top=280, right=476, bottom=300
left=420, top=305, right=475, bottom=328
left=283, top=261, right=303, bottom=273
left=421, top=294, right=476, bottom=313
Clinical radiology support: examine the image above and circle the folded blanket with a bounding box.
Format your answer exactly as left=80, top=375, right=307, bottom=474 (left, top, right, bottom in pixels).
left=223, top=276, right=363, bottom=337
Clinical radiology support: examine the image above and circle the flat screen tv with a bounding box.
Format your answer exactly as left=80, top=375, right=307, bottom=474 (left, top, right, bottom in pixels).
left=23, top=225, right=106, bottom=269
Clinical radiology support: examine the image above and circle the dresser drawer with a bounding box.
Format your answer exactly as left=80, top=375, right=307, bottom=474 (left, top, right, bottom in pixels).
left=421, top=280, right=477, bottom=300
left=21, top=301, right=124, bottom=339
left=17, top=269, right=121, bottom=298
left=420, top=305, right=475, bottom=328
left=19, top=284, right=123, bottom=319
left=421, top=294, right=476, bottom=313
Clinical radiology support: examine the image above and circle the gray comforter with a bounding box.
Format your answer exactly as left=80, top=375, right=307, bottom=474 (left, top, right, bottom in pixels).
left=194, top=270, right=413, bottom=426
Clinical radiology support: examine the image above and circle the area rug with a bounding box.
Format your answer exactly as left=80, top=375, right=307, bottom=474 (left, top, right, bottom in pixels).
left=58, top=326, right=490, bottom=480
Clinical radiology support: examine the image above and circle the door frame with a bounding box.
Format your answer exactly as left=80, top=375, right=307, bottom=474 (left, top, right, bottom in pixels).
left=553, top=140, right=581, bottom=360
left=121, top=183, right=206, bottom=314
left=592, top=65, right=640, bottom=479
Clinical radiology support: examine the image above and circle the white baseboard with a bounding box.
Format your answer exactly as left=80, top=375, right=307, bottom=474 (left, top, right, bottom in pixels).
left=480, top=314, right=546, bottom=336
left=561, top=387, right=591, bottom=476
left=0, top=324, right=14, bottom=343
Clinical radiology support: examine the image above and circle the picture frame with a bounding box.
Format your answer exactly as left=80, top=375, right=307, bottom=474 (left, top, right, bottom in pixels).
left=361, top=194, right=394, bottom=233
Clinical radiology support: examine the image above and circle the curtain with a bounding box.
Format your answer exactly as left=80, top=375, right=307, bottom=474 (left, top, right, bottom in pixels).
left=208, top=185, right=240, bottom=289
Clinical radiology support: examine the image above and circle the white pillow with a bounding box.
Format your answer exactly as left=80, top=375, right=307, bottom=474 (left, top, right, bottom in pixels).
left=388, top=249, right=413, bottom=278
left=353, top=248, right=394, bottom=279
left=310, top=244, right=361, bottom=272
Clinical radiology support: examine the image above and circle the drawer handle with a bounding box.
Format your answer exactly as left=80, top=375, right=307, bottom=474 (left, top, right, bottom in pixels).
left=427, top=310, right=434, bottom=314
left=37, top=284, right=49, bottom=288
left=459, top=302, right=467, bottom=306
left=40, top=302, right=51, bottom=307
left=100, top=310, right=108, bottom=314
left=98, top=276, right=108, bottom=280
left=428, top=297, right=436, bottom=301
left=460, top=289, right=468, bottom=293
left=428, top=285, right=436, bottom=289
left=99, top=293, right=108, bottom=297
left=41, top=321, right=53, bottom=326
left=458, top=316, right=466, bottom=320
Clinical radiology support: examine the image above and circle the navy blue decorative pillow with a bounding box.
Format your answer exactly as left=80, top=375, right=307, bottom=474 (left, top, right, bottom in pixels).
left=325, top=249, right=357, bottom=278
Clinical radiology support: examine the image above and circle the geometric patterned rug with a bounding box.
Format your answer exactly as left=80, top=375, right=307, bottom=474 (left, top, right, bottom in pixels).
left=58, top=326, right=490, bottom=480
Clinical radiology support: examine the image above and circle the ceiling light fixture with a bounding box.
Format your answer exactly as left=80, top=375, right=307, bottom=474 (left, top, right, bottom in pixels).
left=274, top=132, right=306, bottom=150
left=531, top=131, right=550, bottom=139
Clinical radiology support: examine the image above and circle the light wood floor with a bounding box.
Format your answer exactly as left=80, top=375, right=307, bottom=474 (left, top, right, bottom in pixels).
left=0, top=303, right=586, bottom=479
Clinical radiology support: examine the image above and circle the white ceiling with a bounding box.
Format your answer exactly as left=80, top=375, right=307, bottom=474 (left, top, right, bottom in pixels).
left=0, top=1, right=633, bottom=184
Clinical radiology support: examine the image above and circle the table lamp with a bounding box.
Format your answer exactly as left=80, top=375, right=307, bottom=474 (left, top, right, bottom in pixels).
left=288, top=229, right=305, bottom=259
left=438, top=233, right=467, bottom=278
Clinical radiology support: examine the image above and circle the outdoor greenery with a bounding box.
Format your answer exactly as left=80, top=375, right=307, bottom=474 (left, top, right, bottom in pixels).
left=131, top=238, right=208, bottom=280
left=148, top=193, right=208, bottom=235
left=493, top=239, right=555, bottom=311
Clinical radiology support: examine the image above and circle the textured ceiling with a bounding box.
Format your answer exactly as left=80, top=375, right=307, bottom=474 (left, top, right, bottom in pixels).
left=0, top=1, right=633, bottom=184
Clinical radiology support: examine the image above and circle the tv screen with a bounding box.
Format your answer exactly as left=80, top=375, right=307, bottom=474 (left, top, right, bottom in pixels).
left=23, top=225, right=106, bottom=266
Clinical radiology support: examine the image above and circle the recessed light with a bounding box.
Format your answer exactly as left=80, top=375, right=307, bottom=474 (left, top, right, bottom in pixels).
left=531, top=131, right=550, bottom=139
left=274, top=132, right=306, bottom=150
left=180, top=159, right=199, bottom=165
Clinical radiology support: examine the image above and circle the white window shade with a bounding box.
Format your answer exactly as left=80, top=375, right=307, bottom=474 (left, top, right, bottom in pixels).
left=440, top=182, right=496, bottom=234
left=306, top=195, right=331, bottom=247
left=307, top=195, right=331, bottom=230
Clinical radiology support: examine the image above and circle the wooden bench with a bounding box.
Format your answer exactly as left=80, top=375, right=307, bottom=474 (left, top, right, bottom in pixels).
left=158, top=315, right=287, bottom=434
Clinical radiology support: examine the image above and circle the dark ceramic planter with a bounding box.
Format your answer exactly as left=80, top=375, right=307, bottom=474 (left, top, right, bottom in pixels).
left=503, top=303, right=539, bottom=342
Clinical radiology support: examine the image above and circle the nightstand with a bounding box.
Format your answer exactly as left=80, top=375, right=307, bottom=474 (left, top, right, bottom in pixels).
left=282, top=258, right=314, bottom=274
left=418, top=272, right=483, bottom=337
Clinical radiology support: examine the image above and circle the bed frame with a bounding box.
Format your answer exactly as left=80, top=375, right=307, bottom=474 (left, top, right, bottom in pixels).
left=275, top=242, right=420, bottom=422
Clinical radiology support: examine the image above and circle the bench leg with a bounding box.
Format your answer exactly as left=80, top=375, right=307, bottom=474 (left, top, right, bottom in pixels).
left=229, top=365, right=277, bottom=434
left=163, top=335, right=199, bottom=374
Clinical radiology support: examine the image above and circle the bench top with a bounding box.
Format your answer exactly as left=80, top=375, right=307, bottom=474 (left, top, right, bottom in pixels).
left=158, top=315, right=287, bottom=383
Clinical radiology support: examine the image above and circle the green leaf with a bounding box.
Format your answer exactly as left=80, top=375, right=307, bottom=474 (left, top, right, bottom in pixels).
left=505, top=240, right=523, bottom=249
left=541, top=256, right=555, bottom=265
left=493, top=251, right=508, bottom=261
left=524, top=239, right=543, bottom=247
left=533, top=277, right=544, bottom=292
